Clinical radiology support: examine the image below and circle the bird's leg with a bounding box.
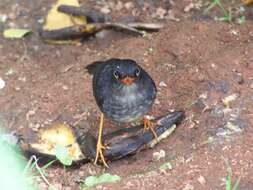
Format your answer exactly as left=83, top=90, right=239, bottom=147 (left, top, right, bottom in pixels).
left=143, top=117, right=158, bottom=139
left=94, top=113, right=108, bottom=167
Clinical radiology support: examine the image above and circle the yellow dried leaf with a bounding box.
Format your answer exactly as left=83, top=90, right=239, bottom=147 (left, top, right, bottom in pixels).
left=30, top=123, right=84, bottom=161
left=43, top=0, right=86, bottom=30
left=40, top=123, right=75, bottom=146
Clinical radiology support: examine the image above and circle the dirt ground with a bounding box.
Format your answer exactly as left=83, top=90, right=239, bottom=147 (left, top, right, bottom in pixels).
left=0, top=0, right=253, bottom=190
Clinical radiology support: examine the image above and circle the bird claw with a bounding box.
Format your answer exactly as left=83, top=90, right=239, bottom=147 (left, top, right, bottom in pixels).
left=94, top=139, right=109, bottom=167
left=143, top=118, right=158, bottom=139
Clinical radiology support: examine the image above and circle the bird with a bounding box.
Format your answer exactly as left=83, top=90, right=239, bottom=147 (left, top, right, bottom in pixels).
left=86, top=58, right=157, bottom=166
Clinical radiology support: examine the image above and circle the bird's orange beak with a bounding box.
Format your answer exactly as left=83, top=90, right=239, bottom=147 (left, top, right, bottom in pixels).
left=120, top=76, right=136, bottom=85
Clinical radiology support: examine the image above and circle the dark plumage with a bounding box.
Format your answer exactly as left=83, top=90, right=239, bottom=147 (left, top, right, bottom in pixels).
left=86, top=58, right=157, bottom=124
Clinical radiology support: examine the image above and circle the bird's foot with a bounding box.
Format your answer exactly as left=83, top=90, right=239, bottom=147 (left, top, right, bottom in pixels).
left=94, top=139, right=109, bottom=167
left=143, top=117, right=158, bottom=139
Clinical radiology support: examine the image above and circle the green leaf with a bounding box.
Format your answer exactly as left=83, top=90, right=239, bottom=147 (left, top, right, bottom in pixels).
left=226, top=174, right=231, bottom=190
left=3, top=28, right=31, bottom=38
left=84, top=173, right=121, bottom=188
left=232, top=177, right=241, bottom=190
left=54, top=145, right=73, bottom=166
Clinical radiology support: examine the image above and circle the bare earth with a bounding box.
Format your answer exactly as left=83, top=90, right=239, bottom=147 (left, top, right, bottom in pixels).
left=0, top=0, right=253, bottom=190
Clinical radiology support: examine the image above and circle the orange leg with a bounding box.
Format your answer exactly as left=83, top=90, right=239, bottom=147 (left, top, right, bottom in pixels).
left=94, top=113, right=109, bottom=167
left=143, top=117, right=158, bottom=139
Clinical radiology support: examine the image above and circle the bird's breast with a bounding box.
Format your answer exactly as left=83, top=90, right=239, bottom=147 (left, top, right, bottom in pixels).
left=103, top=84, right=154, bottom=123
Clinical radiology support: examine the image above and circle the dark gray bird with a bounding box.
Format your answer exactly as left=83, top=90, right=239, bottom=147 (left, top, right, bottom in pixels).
left=86, top=58, right=157, bottom=166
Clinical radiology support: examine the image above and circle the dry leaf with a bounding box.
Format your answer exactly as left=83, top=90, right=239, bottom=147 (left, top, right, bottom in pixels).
left=43, top=0, right=86, bottom=44
left=3, top=28, right=31, bottom=38
left=30, top=123, right=84, bottom=161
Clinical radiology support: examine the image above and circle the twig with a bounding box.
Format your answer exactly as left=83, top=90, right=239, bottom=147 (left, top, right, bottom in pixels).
left=23, top=155, right=51, bottom=187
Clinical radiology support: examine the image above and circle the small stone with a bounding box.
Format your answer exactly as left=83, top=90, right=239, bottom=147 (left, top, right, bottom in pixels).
left=0, top=77, right=5, bottom=89
left=62, top=85, right=69, bottom=90
left=155, top=7, right=167, bottom=19
left=37, top=18, right=44, bottom=23
left=5, top=68, right=16, bottom=76
left=154, top=99, right=160, bottom=105
left=124, top=2, right=134, bottom=10
left=14, top=86, right=21, bottom=91
left=159, top=81, right=167, bottom=87
left=18, top=76, right=26, bottom=82
left=182, top=183, right=194, bottom=190
left=153, top=149, right=166, bottom=161
left=100, top=6, right=111, bottom=14
left=197, top=175, right=206, bottom=185
left=184, top=3, right=195, bottom=12
left=199, top=92, right=208, bottom=99
left=115, top=1, right=123, bottom=11
left=230, top=29, right=239, bottom=36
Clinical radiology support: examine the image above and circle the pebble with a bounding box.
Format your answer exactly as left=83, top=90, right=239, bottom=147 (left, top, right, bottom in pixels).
left=5, top=68, right=16, bottom=76
left=153, top=149, right=166, bottom=161
left=154, top=99, right=160, bottom=105
left=197, top=175, right=206, bottom=185
left=184, top=3, right=195, bottom=12
left=14, top=86, right=21, bottom=91
left=124, top=2, right=134, bottom=10
left=153, top=7, right=167, bottom=19
left=182, top=183, right=194, bottom=190
left=62, top=85, right=69, bottom=90
left=115, top=1, right=123, bottom=11
left=0, top=77, right=5, bottom=89
left=159, top=81, right=167, bottom=87
left=100, top=6, right=111, bottom=14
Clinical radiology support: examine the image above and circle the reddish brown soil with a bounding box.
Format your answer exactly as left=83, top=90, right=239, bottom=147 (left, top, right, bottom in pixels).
left=0, top=0, right=253, bottom=190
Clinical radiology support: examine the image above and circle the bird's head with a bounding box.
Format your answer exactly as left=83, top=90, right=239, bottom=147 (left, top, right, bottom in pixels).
left=111, top=59, right=141, bottom=86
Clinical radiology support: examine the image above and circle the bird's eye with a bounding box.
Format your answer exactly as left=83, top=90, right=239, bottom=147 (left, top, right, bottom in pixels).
left=113, top=70, right=120, bottom=80
left=135, top=68, right=140, bottom=77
